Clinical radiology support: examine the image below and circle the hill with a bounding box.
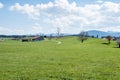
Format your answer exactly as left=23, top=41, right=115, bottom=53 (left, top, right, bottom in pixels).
left=87, top=30, right=120, bottom=38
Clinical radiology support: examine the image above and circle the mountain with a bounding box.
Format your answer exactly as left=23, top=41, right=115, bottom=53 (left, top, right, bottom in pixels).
left=87, top=30, right=120, bottom=38
left=19, top=30, right=120, bottom=38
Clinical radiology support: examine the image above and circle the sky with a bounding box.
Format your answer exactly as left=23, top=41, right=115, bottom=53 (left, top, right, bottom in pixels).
left=0, top=0, right=120, bottom=35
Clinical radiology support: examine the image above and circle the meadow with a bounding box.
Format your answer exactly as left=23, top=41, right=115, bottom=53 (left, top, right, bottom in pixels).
left=0, top=37, right=120, bottom=80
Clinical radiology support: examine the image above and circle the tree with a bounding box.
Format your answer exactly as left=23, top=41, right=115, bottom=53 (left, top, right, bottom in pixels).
left=116, top=38, right=120, bottom=48
left=78, top=31, right=88, bottom=43
left=96, top=34, right=99, bottom=38
left=48, top=34, right=53, bottom=40
left=106, top=35, right=112, bottom=44
left=57, top=27, right=61, bottom=39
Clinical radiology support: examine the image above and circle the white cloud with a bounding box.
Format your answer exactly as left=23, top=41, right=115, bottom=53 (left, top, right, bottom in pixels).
left=99, top=26, right=120, bottom=32
left=96, top=0, right=103, bottom=3
left=101, top=2, right=120, bottom=13
left=0, top=2, right=3, bottom=8
left=9, top=3, right=40, bottom=19
left=9, top=2, right=54, bottom=19
left=36, top=2, right=54, bottom=10
left=0, top=24, right=43, bottom=35
left=0, top=27, right=25, bottom=35
left=31, top=23, right=43, bottom=33
left=9, top=0, right=120, bottom=33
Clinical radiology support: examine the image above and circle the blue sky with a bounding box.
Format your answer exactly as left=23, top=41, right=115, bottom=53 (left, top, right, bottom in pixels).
left=0, top=0, right=120, bottom=35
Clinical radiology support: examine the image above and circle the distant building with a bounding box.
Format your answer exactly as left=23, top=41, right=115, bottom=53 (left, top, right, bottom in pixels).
left=32, top=36, right=44, bottom=41
left=22, top=38, right=29, bottom=42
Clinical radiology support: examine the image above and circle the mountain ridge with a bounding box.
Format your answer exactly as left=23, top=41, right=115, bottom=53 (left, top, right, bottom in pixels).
left=87, top=30, right=120, bottom=38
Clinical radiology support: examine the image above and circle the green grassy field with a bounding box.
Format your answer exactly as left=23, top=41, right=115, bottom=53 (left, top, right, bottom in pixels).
left=0, top=37, right=120, bottom=80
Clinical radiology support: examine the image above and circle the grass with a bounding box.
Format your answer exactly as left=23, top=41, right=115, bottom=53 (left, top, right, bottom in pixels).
left=0, top=37, right=120, bottom=80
